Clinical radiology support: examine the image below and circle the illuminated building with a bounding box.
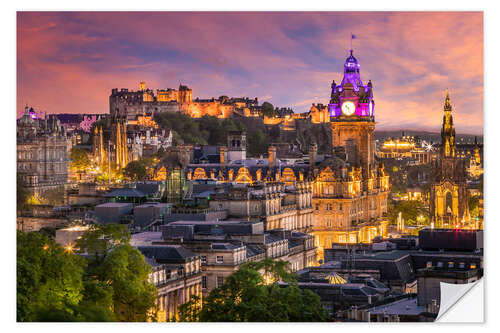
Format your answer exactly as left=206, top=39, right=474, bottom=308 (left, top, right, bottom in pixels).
left=17, top=106, right=70, bottom=195
left=150, top=51, right=390, bottom=263
left=377, top=135, right=432, bottom=164
left=92, top=114, right=128, bottom=170
left=429, top=90, right=470, bottom=228
left=309, top=49, right=389, bottom=258
left=137, top=245, right=203, bottom=322
left=110, top=82, right=262, bottom=120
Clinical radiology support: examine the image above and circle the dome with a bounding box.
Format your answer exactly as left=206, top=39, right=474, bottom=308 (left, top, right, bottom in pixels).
left=345, top=50, right=358, bottom=65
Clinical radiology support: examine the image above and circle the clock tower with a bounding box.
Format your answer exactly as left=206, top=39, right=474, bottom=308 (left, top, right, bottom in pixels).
left=329, top=50, right=376, bottom=187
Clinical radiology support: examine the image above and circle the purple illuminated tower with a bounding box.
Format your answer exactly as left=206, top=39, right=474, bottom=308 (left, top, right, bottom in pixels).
left=329, top=49, right=376, bottom=191
left=328, top=50, right=374, bottom=118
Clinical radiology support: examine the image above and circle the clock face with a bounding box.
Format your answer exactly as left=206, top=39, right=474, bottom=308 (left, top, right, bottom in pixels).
left=341, top=101, right=356, bottom=116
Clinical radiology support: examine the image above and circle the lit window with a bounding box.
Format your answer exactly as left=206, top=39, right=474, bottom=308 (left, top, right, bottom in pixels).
left=201, top=256, right=207, bottom=264
left=448, top=262, right=454, bottom=268
left=459, top=262, right=465, bottom=269
left=470, top=263, right=477, bottom=269
left=426, top=261, right=432, bottom=268
left=437, top=262, right=443, bottom=268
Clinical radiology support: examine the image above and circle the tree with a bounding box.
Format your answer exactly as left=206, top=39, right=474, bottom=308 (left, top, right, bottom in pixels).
left=76, top=224, right=157, bottom=322
left=17, top=231, right=86, bottom=321
left=248, top=130, right=268, bottom=157
left=469, top=195, right=480, bottom=218
left=71, top=148, right=91, bottom=172
left=261, top=102, right=276, bottom=118
left=17, top=175, right=30, bottom=211
left=179, top=259, right=329, bottom=322
left=123, top=161, right=146, bottom=181
left=387, top=199, right=429, bottom=225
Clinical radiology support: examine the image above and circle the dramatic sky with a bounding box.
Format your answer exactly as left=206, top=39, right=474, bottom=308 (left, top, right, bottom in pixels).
left=17, top=12, right=483, bottom=134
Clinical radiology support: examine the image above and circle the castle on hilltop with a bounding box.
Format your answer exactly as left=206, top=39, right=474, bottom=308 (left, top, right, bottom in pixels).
left=110, top=82, right=263, bottom=120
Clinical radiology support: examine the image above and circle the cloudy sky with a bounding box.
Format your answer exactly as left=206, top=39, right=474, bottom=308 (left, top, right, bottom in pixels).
left=17, top=12, right=483, bottom=134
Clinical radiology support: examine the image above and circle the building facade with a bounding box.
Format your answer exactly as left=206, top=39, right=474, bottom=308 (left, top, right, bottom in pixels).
left=311, top=50, right=389, bottom=258
left=429, top=91, right=470, bottom=227
left=17, top=106, right=70, bottom=195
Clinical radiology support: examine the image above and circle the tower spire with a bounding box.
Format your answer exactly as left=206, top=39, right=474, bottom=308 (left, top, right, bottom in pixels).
left=444, top=88, right=452, bottom=111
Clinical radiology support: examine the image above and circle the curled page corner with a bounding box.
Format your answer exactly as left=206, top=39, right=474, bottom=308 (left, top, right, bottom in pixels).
left=436, top=278, right=484, bottom=322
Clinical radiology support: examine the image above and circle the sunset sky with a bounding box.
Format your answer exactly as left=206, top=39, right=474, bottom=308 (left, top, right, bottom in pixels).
left=17, top=11, right=483, bottom=134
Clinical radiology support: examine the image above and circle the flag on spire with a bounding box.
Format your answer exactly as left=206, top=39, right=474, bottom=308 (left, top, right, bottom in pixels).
left=350, top=34, right=357, bottom=50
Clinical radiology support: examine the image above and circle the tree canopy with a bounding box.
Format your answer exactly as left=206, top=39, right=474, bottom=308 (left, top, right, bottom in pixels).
left=123, top=160, right=147, bottom=181
left=70, top=148, right=91, bottom=172
left=17, top=224, right=157, bottom=322
left=261, top=102, right=276, bottom=118
left=179, top=259, right=329, bottom=322
left=387, top=199, right=429, bottom=225
left=76, top=224, right=157, bottom=322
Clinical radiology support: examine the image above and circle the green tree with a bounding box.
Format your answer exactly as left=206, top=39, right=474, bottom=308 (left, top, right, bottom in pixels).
left=387, top=199, right=429, bottom=225
left=71, top=148, right=91, bottom=172
left=76, top=224, right=157, bottom=322
left=123, top=161, right=147, bottom=181
left=261, top=102, right=276, bottom=118
left=469, top=195, right=480, bottom=218
left=17, top=231, right=86, bottom=321
left=179, top=259, right=329, bottom=322
left=17, top=174, right=30, bottom=211
left=248, top=130, right=268, bottom=157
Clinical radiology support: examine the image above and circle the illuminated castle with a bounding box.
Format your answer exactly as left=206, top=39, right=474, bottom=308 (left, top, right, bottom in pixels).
left=110, top=82, right=261, bottom=120
left=429, top=90, right=470, bottom=228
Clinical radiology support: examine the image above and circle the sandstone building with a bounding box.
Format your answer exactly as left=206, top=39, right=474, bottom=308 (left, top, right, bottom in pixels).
left=429, top=91, right=470, bottom=227
left=17, top=106, right=70, bottom=195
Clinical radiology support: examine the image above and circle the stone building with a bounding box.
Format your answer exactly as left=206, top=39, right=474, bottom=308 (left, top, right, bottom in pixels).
left=157, top=220, right=316, bottom=295
left=311, top=50, right=390, bottom=257
left=429, top=91, right=470, bottom=228
left=208, top=181, right=314, bottom=232
left=110, top=82, right=261, bottom=120
left=138, top=245, right=203, bottom=322
left=17, top=106, right=70, bottom=195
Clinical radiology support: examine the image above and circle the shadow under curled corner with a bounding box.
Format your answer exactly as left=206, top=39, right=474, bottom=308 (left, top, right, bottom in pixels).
left=436, top=278, right=484, bottom=322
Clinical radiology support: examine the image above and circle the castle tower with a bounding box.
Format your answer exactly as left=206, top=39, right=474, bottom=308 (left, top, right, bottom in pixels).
left=430, top=90, right=469, bottom=228
left=329, top=49, right=375, bottom=189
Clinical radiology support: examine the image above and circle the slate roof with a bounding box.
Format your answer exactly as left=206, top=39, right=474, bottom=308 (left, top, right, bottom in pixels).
left=104, top=188, right=147, bottom=198
left=138, top=245, right=199, bottom=263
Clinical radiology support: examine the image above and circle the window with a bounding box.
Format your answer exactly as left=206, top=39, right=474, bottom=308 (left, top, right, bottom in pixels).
left=315, top=204, right=319, bottom=211
left=459, top=262, right=465, bottom=269
left=426, top=261, right=432, bottom=268
left=448, top=261, right=454, bottom=268
left=437, top=262, right=443, bottom=268
left=217, top=276, right=224, bottom=287
left=339, top=204, right=343, bottom=211
left=216, top=256, right=224, bottom=264
left=470, top=263, right=477, bottom=269
left=202, top=276, right=207, bottom=289
left=201, top=256, right=207, bottom=264
left=326, top=203, right=333, bottom=210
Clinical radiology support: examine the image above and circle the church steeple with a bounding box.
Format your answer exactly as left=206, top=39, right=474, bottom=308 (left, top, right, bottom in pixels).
left=441, top=89, right=456, bottom=157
